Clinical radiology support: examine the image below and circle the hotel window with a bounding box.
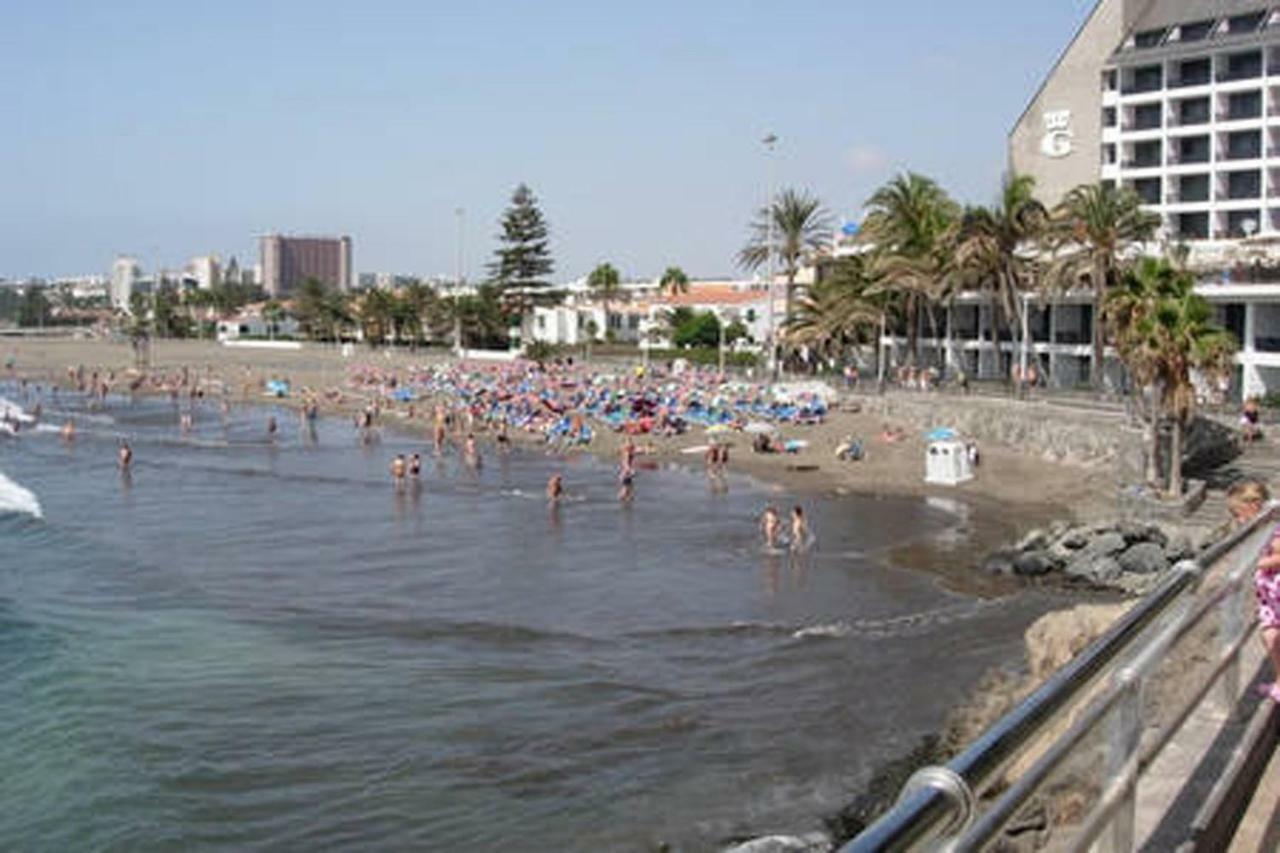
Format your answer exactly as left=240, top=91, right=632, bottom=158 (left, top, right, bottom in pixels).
left=1178, top=97, right=1211, bottom=125
left=1225, top=130, right=1262, bottom=160
left=1124, top=65, right=1163, bottom=94
left=1226, top=170, right=1262, bottom=200
left=1132, top=177, right=1161, bottom=205
left=1178, top=174, right=1210, bottom=202
left=1220, top=50, right=1263, bottom=82
left=1229, top=12, right=1266, bottom=34
left=1130, top=102, right=1162, bottom=130
left=1178, top=20, right=1215, bottom=42
left=1178, top=212, right=1210, bottom=240
left=1103, top=106, right=1117, bottom=128
left=1133, top=28, right=1166, bottom=49
left=1128, top=139, right=1162, bottom=168
left=1177, top=135, right=1210, bottom=164
left=1225, top=90, right=1262, bottom=121
left=1227, top=209, right=1262, bottom=237
left=1174, top=57, right=1211, bottom=87
left=1102, top=143, right=1117, bottom=165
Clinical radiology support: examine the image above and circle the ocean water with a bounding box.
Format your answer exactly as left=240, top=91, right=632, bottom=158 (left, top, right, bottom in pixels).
left=0, top=386, right=1063, bottom=851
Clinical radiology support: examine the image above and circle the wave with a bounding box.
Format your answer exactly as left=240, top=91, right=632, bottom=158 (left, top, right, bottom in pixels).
left=0, top=396, right=33, bottom=424
left=0, top=471, right=43, bottom=518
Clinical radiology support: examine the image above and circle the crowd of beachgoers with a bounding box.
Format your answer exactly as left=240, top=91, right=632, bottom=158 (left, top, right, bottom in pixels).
left=341, top=359, right=834, bottom=450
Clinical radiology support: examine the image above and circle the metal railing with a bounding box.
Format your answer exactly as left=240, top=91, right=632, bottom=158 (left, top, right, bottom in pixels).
left=841, top=505, right=1278, bottom=852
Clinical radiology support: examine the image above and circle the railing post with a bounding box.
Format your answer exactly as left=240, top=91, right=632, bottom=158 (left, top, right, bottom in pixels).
left=1218, top=579, right=1244, bottom=714
left=1096, top=673, right=1141, bottom=853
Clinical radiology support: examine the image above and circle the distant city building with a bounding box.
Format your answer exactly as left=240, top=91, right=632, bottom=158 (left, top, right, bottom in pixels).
left=111, top=256, right=141, bottom=310
left=188, top=255, right=221, bottom=291
left=259, top=234, right=352, bottom=297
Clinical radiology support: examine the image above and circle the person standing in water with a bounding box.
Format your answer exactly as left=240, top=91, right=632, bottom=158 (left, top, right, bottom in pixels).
left=790, top=506, right=812, bottom=552
left=546, top=473, right=564, bottom=503
left=760, top=505, right=783, bottom=550
left=409, top=453, right=422, bottom=477
left=117, top=439, right=133, bottom=470
left=60, top=418, right=75, bottom=442
left=390, top=454, right=407, bottom=485
left=464, top=433, right=481, bottom=467
left=267, top=415, right=278, bottom=438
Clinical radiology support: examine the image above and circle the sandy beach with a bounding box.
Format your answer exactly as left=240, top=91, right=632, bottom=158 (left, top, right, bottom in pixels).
left=1, top=337, right=1111, bottom=520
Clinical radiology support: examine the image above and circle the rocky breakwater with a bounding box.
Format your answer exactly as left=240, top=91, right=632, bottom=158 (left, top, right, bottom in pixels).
left=982, top=521, right=1196, bottom=595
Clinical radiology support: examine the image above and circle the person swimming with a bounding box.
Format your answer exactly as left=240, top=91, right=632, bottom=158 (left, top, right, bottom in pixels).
left=117, top=439, right=133, bottom=470
left=409, top=452, right=422, bottom=477
left=60, top=418, right=75, bottom=442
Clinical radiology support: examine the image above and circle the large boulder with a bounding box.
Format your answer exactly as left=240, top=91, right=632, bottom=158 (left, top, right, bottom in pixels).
left=1064, top=555, right=1122, bottom=585
left=1014, top=550, right=1058, bottom=577
left=1081, top=531, right=1126, bottom=559
left=1117, top=542, right=1167, bottom=575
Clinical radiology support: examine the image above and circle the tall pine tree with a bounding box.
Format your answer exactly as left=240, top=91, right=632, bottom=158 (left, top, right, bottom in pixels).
left=489, top=184, right=554, bottom=311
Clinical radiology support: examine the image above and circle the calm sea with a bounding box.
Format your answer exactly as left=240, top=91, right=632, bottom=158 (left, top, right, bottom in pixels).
left=0, top=385, right=1063, bottom=851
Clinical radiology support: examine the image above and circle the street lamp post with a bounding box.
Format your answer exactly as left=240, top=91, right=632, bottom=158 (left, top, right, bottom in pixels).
left=763, top=133, right=778, bottom=380
left=454, top=207, right=465, bottom=356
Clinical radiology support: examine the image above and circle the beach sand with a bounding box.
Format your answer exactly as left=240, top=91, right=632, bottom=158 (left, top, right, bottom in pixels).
left=1, top=337, right=1110, bottom=513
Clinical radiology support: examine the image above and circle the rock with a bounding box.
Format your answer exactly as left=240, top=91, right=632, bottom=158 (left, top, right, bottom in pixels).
left=1082, top=532, right=1126, bottom=559
left=1143, top=526, right=1169, bottom=548
left=1059, top=529, right=1090, bottom=550
left=1064, top=555, right=1122, bottom=585
left=1048, top=520, right=1069, bottom=538
left=1013, top=550, right=1058, bottom=577
left=1163, top=536, right=1193, bottom=564
left=1118, top=521, right=1148, bottom=544
left=1117, top=542, right=1167, bottom=575
left=722, top=833, right=832, bottom=853
left=983, top=549, right=1018, bottom=576
left=1017, top=529, right=1049, bottom=552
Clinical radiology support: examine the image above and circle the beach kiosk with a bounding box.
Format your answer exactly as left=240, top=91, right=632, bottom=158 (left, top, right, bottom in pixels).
left=924, top=428, right=973, bottom=486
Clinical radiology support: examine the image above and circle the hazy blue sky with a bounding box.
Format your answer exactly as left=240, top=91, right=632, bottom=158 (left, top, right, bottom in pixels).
left=0, top=0, right=1097, bottom=281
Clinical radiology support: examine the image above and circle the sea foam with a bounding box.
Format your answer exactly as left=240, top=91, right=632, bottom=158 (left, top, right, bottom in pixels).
left=0, top=397, right=33, bottom=424
left=0, top=471, right=42, bottom=518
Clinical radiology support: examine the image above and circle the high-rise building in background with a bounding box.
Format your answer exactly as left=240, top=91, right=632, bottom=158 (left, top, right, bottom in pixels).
left=111, top=256, right=141, bottom=310
left=188, top=255, right=221, bottom=291
left=259, top=234, right=352, bottom=298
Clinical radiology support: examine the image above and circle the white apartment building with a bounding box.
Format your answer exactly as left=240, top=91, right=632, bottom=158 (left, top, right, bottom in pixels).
left=188, top=255, right=221, bottom=291
left=110, top=256, right=141, bottom=311
left=528, top=278, right=773, bottom=351
left=997, top=0, right=1280, bottom=398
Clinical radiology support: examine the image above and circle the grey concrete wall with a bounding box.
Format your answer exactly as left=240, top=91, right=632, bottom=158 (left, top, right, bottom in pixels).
left=1009, top=0, right=1135, bottom=205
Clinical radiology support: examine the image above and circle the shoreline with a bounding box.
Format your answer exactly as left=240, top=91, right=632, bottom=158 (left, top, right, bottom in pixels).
left=3, top=338, right=1129, bottom=849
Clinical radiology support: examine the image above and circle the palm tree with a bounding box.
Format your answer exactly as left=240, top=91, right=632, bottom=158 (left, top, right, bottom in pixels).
left=1106, top=257, right=1236, bottom=497
left=1049, top=182, right=1160, bottom=390
left=738, top=188, right=833, bottom=339
left=262, top=299, right=285, bottom=341
left=586, top=262, right=624, bottom=341
left=659, top=266, right=690, bottom=297
left=396, top=282, right=433, bottom=349
left=359, top=288, right=396, bottom=346
left=784, top=255, right=884, bottom=366
left=858, top=173, right=960, bottom=367
left=951, top=174, right=1050, bottom=381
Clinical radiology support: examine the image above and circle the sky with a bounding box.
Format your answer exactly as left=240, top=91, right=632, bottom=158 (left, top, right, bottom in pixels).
left=0, top=0, right=1098, bottom=282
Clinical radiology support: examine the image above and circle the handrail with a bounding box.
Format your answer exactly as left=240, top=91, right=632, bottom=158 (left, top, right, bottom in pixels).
left=840, top=504, right=1280, bottom=852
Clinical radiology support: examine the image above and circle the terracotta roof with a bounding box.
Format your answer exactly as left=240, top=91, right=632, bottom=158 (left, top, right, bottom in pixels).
left=659, top=285, right=769, bottom=307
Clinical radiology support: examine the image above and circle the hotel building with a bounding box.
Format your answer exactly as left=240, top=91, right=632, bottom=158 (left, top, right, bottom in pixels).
left=259, top=234, right=352, bottom=298
left=1002, top=0, right=1280, bottom=398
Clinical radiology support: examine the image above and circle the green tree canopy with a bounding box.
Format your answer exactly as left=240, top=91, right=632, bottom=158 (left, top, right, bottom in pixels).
left=489, top=183, right=555, bottom=306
